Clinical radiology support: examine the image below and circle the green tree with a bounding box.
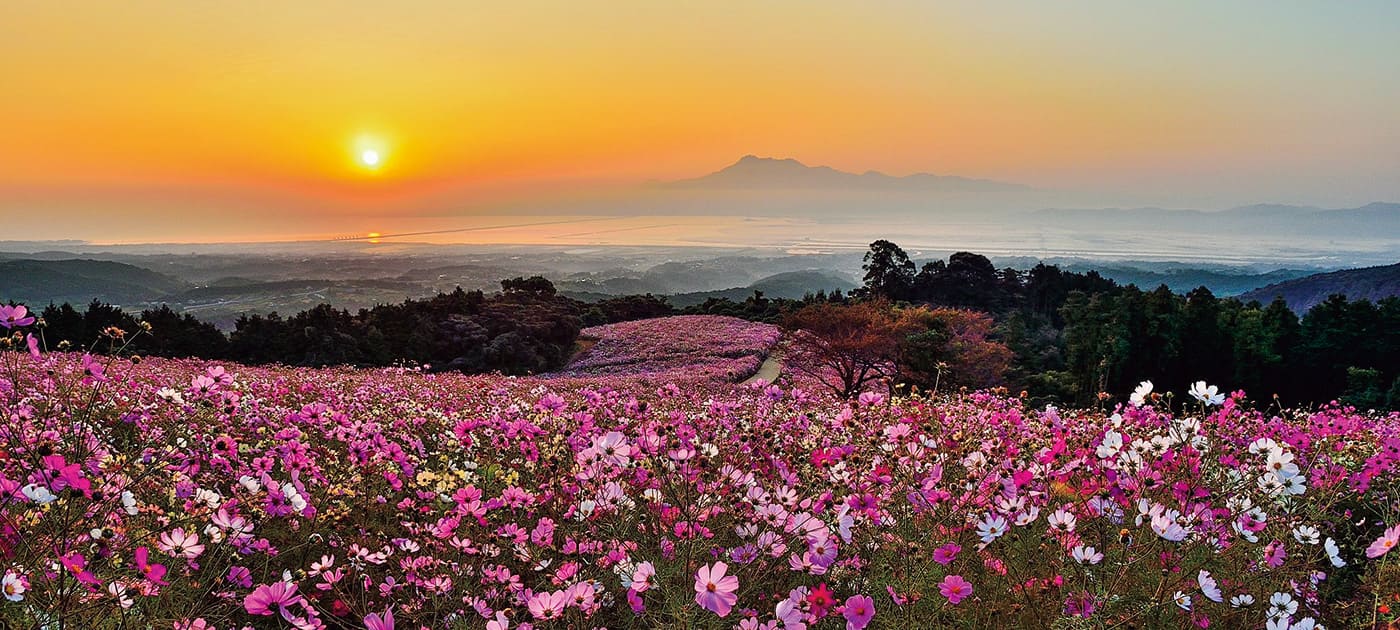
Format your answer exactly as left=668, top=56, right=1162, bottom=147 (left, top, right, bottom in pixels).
left=857, top=240, right=915, bottom=301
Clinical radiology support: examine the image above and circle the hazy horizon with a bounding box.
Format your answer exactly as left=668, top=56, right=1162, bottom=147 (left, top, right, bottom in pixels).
left=5, top=2, right=1400, bottom=255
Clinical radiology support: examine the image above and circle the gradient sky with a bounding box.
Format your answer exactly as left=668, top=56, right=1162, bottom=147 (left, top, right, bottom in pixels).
left=4, top=1, right=1399, bottom=242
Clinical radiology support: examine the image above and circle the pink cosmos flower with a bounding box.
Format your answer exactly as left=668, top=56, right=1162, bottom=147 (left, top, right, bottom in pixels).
left=1064, top=591, right=1097, bottom=618
left=694, top=561, right=740, bottom=617
left=80, top=353, right=107, bottom=384
left=939, top=574, right=973, bottom=604
left=527, top=590, right=567, bottom=620
left=364, top=606, right=394, bottom=630
left=1263, top=540, right=1286, bottom=568
left=134, top=547, right=167, bottom=586
left=244, top=582, right=302, bottom=617
left=932, top=543, right=960, bottom=565
left=59, top=552, right=101, bottom=588
left=1366, top=523, right=1400, bottom=558
left=842, top=594, right=876, bottom=630
left=486, top=611, right=512, bottom=630
left=807, top=582, right=836, bottom=616
left=0, top=304, right=35, bottom=329
left=26, top=333, right=40, bottom=359
left=630, top=561, right=656, bottom=592
left=158, top=528, right=205, bottom=559
left=591, top=431, right=632, bottom=466
left=226, top=566, right=253, bottom=588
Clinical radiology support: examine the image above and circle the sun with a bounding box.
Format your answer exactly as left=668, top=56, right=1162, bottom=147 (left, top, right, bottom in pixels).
left=350, top=133, right=391, bottom=173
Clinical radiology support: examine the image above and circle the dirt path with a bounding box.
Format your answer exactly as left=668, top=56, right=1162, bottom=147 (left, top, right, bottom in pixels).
left=742, top=350, right=783, bottom=385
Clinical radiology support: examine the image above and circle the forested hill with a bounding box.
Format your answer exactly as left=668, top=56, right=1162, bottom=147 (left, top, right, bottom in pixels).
left=0, top=258, right=190, bottom=305
left=1239, top=262, right=1400, bottom=313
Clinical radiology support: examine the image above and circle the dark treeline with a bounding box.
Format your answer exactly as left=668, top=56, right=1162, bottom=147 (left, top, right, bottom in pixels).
left=19, top=244, right=1400, bottom=408
left=849, top=240, right=1400, bottom=409
left=32, top=277, right=823, bottom=376
left=37, top=277, right=597, bottom=375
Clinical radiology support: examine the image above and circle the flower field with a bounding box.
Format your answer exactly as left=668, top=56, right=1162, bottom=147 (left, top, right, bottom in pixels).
left=2, top=310, right=1400, bottom=629
left=546, top=315, right=781, bottom=382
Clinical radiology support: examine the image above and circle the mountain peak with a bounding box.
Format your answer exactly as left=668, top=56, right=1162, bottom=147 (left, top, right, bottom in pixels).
left=661, top=155, right=1030, bottom=192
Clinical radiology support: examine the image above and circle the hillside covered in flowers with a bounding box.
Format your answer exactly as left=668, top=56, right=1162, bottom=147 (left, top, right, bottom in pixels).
left=1, top=307, right=1399, bottom=629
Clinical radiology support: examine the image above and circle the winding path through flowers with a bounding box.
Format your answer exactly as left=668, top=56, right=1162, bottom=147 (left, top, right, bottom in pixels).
left=741, top=348, right=784, bottom=385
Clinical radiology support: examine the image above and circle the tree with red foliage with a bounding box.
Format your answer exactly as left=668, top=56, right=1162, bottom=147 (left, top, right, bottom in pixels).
left=901, top=307, right=1013, bottom=392
left=783, top=300, right=918, bottom=398
left=785, top=301, right=1013, bottom=398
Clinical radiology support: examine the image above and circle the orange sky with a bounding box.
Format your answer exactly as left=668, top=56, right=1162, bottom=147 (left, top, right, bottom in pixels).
left=3, top=2, right=1399, bottom=242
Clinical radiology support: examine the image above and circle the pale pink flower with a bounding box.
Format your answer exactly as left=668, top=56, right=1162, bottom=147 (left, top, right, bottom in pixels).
left=939, top=574, right=973, bottom=604
left=1366, top=523, right=1400, bottom=558
left=694, top=561, right=740, bottom=617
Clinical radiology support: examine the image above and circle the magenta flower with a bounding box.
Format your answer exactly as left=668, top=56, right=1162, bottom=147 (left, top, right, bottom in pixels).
left=939, top=574, right=973, bottom=604
left=694, top=561, right=740, bottom=617
left=244, top=582, right=302, bottom=617
left=1064, top=591, right=1097, bottom=618
left=226, top=566, right=253, bottom=588
left=134, top=546, right=167, bottom=586
left=80, top=353, right=107, bottom=384
left=932, top=543, right=960, bottom=565
left=1366, top=523, right=1400, bottom=558
left=0, top=304, right=35, bottom=329
left=364, top=606, right=395, bottom=630
left=842, top=594, right=876, bottom=630
left=59, top=552, right=101, bottom=588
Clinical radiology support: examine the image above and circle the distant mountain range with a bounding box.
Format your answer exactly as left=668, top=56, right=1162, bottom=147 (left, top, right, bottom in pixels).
left=1031, top=202, right=1400, bottom=237
left=1239, top=262, right=1400, bottom=313
left=659, top=155, right=1032, bottom=192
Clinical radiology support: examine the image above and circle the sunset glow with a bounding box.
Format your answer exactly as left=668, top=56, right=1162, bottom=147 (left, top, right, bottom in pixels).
left=2, top=2, right=1399, bottom=243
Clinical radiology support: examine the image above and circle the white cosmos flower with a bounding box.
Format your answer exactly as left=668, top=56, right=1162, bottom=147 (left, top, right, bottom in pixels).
left=108, top=582, right=133, bottom=608
left=1198, top=569, right=1222, bottom=602
left=21, top=484, right=57, bottom=505
left=1230, top=593, right=1255, bottom=608
left=1151, top=508, right=1189, bottom=542
left=1130, top=380, right=1153, bottom=407
left=121, top=490, right=138, bottom=515
left=1268, top=592, right=1298, bottom=619
left=1097, top=430, right=1124, bottom=459
left=1267, top=450, right=1300, bottom=480
left=1071, top=545, right=1103, bottom=564
left=1047, top=508, right=1077, bottom=532
left=975, top=514, right=1009, bottom=544
left=1248, top=437, right=1280, bottom=454
left=1173, top=590, right=1192, bottom=611
left=1292, top=525, right=1320, bottom=545
left=1324, top=537, right=1346, bottom=567
left=2, top=571, right=26, bottom=602
left=238, top=475, right=262, bottom=493
left=1188, top=381, right=1225, bottom=406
